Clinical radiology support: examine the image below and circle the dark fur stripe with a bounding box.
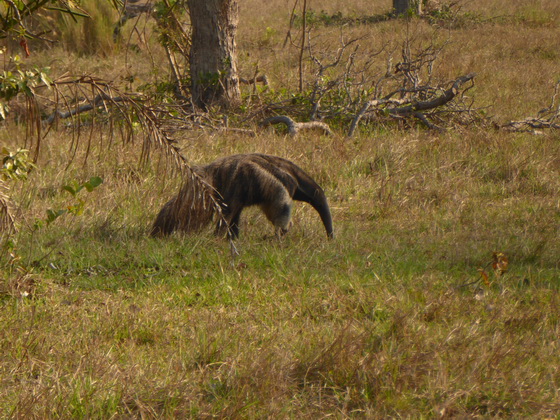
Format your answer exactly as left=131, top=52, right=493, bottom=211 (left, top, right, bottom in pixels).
left=151, top=154, right=334, bottom=239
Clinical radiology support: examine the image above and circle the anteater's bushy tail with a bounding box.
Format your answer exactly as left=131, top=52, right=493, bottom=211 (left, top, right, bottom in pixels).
left=151, top=176, right=217, bottom=237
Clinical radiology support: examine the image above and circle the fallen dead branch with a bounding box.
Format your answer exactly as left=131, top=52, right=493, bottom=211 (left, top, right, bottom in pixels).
left=386, top=73, right=476, bottom=116
left=44, top=81, right=257, bottom=141
left=502, top=117, right=560, bottom=134
left=239, top=74, right=269, bottom=87
left=260, top=115, right=334, bottom=137
left=348, top=73, right=476, bottom=136
left=348, top=97, right=409, bottom=138
left=114, top=0, right=153, bottom=38
left=502, top=81, right=560, bottom=133
left=45, top=93, right=132, bottom=124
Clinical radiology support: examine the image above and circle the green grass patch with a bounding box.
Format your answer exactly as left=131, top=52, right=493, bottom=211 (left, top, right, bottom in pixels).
left=2, top=0, right=560, bottom=416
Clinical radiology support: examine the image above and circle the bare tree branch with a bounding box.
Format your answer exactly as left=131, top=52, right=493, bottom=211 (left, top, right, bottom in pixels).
left=348, top=73, right=476, bottom=136
left=386, top=73, right=476, bottom=116
left=347, top=97, right=408, bottom=138
left=260, top=115, right=333, bottom=137
left=502, top=81, right=560, bottom=133
left=239, top=74, right=269, bottom=87
left=502, top=117, right=560, bottom=133
left=45, top=93, right=132, bottom=124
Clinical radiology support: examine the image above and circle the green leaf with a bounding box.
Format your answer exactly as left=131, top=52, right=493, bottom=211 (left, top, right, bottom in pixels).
left=89, top=176, right=103, bottom=187
left=63, top=185, right=76, bottom=196
left=67, top=199, right=84, bottom=216
left=39, top=71, right=52, bottom=87
left=84, top=176, right=103, bottom=192
left=46, top=209, right=66, bottom=225
left=33, top=219, right=45, bottom=230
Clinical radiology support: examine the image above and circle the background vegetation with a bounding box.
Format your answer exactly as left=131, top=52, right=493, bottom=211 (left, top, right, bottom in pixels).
left=1, top=0, right=559, bottom=418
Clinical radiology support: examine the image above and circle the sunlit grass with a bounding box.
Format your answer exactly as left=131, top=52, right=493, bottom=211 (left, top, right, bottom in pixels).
left=1, top=0, right=560, bottom=417
left=2, top=123, right=559, bottom=417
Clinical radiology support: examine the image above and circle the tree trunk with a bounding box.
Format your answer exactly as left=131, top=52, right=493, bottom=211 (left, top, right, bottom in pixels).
left=393, top=0, right=422, bottom=16
left=187, top=0, right=240, bottom=109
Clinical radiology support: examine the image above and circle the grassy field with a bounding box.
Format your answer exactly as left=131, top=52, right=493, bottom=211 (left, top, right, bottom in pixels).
left=1, top=0, right=559, bottom=418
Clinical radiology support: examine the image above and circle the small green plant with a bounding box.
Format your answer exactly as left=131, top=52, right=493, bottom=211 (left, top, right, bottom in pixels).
left=2, top=172, right=104, bottom=278
left=1, top=147, right=36, bottom=181
left=41, top=176, right=104, bottom=227
left=0, top=54, right=52, bottom=119
left=5, top=176, right=105, bottom=277
left=1, top=147, right=35, bottom=237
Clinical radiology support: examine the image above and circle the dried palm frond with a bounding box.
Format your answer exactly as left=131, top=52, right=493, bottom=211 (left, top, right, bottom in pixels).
left=151, top=168, right=221, bottom=236
left=42, top=75, right=189, bottom=169
left=7, top=75, right=229, bottom=243
left=0, top=180, right=16, bottom=234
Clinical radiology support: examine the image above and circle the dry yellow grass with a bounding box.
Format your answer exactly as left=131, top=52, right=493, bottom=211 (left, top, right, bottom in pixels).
left=1, top=0, right=559, bottom=418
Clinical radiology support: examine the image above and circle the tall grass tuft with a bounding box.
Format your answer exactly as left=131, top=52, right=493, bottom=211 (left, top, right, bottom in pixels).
left=57, top=0, right=119, bottom=55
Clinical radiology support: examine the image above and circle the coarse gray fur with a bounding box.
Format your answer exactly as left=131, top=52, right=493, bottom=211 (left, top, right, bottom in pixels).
left=151, top=153, right=334, bottom=239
